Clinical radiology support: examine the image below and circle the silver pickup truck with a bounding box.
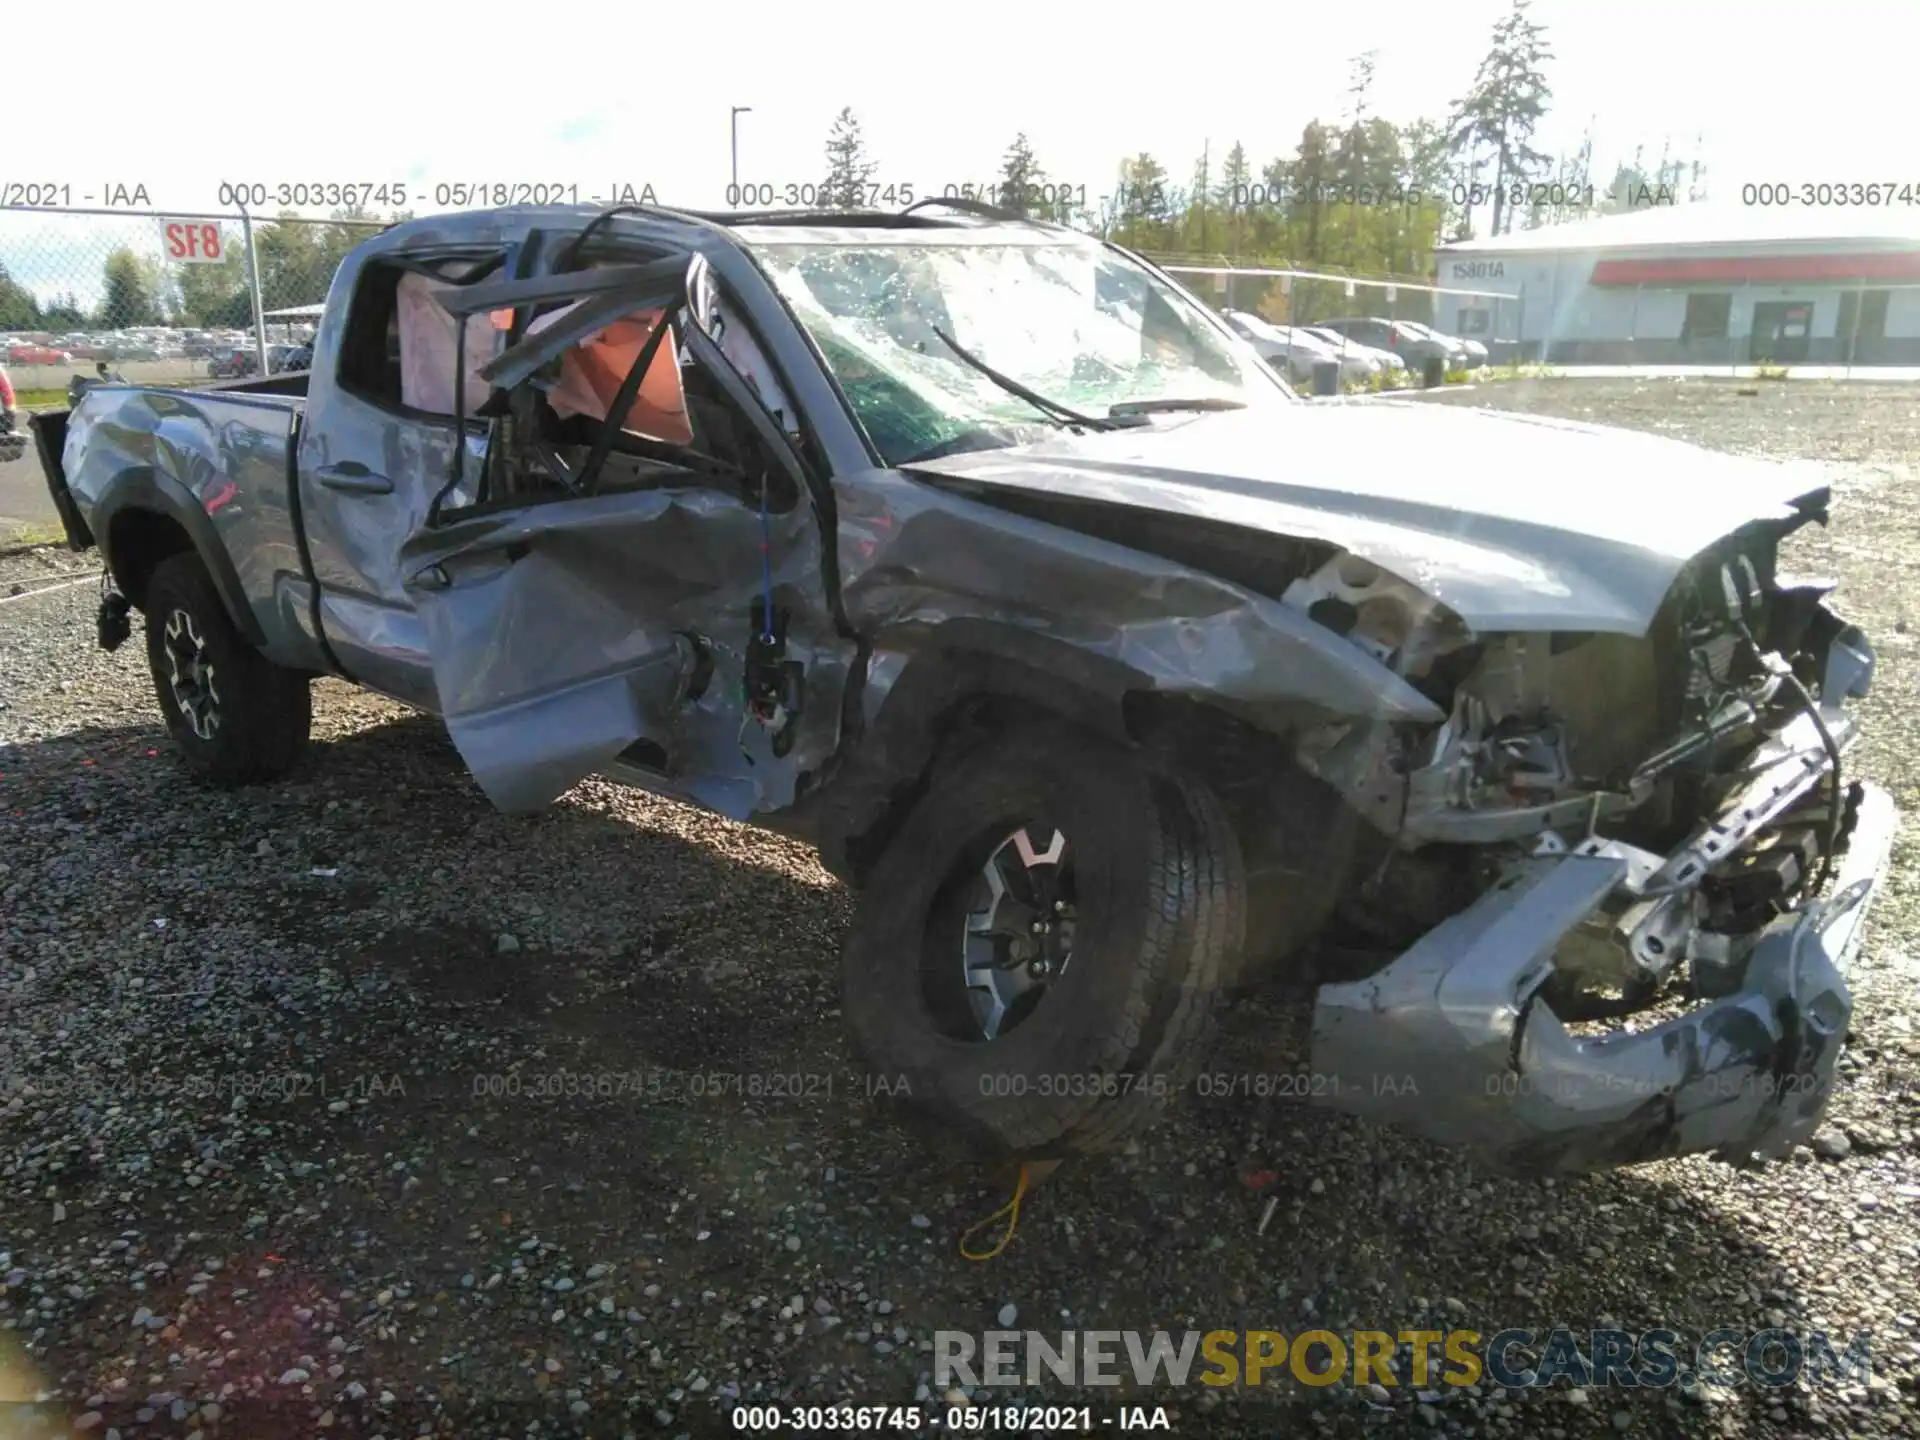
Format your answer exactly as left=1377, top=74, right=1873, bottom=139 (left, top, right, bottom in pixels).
left=33, top=200, right=1899, bottom=1172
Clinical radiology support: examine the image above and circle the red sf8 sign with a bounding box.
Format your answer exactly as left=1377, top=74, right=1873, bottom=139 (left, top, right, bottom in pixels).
left=159, top=220, right=225, bottom=263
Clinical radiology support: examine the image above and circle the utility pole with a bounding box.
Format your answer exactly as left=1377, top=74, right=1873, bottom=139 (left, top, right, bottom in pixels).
left=730, top=106, right=753, bottom=199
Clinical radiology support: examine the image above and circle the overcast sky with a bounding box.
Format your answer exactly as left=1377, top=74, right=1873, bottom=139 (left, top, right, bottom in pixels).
left=39, top=0, right=1909, bottom=212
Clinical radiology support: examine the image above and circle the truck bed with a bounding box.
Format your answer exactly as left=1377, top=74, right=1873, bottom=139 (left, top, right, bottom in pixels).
left=38, top=380, right=305, bottom=552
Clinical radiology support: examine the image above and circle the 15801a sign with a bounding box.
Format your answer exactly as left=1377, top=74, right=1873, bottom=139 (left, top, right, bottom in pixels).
left=160, top=220, right=224, bottom=263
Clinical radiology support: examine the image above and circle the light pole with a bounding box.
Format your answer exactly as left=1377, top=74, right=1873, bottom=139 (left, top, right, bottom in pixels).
left=730, top=106, right=752, bottom=199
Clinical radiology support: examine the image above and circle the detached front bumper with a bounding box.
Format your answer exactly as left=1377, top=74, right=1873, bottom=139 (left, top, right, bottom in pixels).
left=1310, top=756, right=1900, bottom=1174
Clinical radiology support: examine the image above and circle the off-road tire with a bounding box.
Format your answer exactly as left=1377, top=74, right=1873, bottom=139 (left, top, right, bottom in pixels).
left=840, top=727, right=1245, bottom=1159
left=144, top=551, right=311, bottom=786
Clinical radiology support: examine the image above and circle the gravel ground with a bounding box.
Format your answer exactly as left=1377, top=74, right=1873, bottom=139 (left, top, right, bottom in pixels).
left=2, top=376, right=1917, bottom=1439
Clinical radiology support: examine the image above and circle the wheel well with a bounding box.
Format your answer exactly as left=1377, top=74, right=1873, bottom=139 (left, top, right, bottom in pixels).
left=107, top=508, right=195, bottom=610
left=828, top=664, right=1327, bottom=889
left=823, top=654, right=1131, bottom=885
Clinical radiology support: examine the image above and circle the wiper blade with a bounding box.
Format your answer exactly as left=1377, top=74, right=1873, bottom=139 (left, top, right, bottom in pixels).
left=930, top=327, right=1118, bottom=431
left=1107, top=397, right=1249, bottom=417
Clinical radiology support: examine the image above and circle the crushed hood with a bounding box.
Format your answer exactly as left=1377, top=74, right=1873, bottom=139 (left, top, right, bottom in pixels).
left=904, top=402, right=1830, bottom=634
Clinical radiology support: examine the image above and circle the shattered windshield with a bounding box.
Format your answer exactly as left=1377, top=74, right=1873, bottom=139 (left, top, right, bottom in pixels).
left=752, top=239, right=1289, bottom=465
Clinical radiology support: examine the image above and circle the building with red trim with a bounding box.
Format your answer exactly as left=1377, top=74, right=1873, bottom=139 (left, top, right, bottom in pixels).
left=1430, top=202, right=1920, bottom=364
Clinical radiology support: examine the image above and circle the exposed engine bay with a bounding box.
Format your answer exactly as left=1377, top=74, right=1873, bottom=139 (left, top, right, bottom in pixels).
left=1283, top=510, right=1894, bottom=1171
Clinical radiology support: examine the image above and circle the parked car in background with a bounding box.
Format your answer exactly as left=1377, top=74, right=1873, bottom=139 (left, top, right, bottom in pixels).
left=207, top=346, right=258, bottom=379
left=7, top=343, right=73, bottom=366
left=1397, top=319, right=1487, bottom=369
left=0, top=362, right=22, bottom=460
left=1221, top=310, right=1372, bottom=389
left=1316, top=317, right=1464, bottom=381
left=1300, top=326, right=1412, bottom=388
left=267, top=343, right=314, bottom=373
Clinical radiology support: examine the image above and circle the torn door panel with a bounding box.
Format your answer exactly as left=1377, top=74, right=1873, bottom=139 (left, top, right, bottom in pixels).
left=398, top=485, right=843, bottom=817
left=831, top=468, right=1445, bottom=726
left=658, top=612, right=849, bottom=818
left=397, top=496, right=688, bottom=812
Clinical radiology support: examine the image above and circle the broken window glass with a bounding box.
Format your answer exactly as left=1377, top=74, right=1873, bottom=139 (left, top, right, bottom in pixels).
left=753, top=240, right=1280, bottom=465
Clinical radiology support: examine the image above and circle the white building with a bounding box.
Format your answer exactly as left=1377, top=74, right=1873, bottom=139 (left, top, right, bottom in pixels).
left=1430, top=203, right=1920, bottom=364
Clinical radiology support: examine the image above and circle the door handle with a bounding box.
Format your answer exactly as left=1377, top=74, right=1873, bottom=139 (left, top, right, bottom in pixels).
left=313, top=462, right=393, bottom=496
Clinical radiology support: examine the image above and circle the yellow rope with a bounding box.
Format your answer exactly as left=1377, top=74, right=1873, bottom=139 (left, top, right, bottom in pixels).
left=959, top=1163, right=1032, bottom=1262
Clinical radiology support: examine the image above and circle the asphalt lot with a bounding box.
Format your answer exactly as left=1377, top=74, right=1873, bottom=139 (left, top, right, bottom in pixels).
left=0, top=446, right=55, bottom=544
left=1, top=376, right=1917, bottom=1439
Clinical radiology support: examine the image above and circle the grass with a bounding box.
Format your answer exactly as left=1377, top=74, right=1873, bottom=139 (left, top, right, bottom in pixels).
left=0, top=521, right=64, bottom=552
left=1481, top=362, right=1565, bottom=383
left=1752, top=363, right=1792, bottom=381
left=14, top=389, right=69, bottom=409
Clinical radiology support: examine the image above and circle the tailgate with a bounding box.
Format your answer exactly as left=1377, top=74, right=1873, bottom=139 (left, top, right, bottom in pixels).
left=29, top=408, right=91, bottom=550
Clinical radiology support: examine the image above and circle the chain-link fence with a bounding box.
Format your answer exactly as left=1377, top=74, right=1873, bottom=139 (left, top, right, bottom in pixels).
left=0, top=207, right=385, bottom=397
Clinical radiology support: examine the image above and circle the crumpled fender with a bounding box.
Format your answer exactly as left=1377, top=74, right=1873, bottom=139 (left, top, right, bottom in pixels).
left=834, top=466, right=1446, bottom=728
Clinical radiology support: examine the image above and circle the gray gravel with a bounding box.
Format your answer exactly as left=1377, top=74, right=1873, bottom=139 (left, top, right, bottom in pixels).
left=2, top=376, right=1918, bottom=1438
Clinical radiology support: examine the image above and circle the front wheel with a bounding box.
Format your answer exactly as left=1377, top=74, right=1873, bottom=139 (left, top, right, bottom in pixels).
left=144, top=551, right=312, bottom=787
left=840, top=729, right=1245, bottom=1158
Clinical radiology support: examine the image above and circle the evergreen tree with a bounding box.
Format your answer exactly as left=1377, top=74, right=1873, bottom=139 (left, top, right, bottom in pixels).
left=1113, top=153, right=1175, bottom=248
left=821, top=107, right=877, bottom=209
left=1187, top=145, right=1213, bottom=252
left=1448, top=0, right=1555, bottom=235
left=44, top=291, right=86, bottom=328
left=1214, top=141, right=1253, bottom=255
left=997, top=133, right=1046, bottom=217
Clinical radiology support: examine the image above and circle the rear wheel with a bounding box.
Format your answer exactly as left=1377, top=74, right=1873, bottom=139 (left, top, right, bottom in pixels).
left=841, top=728, right=1244, bottom=1158
left=144, top=551, right=311, bottom=787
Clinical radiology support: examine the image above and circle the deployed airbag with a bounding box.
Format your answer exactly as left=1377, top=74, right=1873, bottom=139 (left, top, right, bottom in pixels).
left=397, top=272, right=500, bottom=414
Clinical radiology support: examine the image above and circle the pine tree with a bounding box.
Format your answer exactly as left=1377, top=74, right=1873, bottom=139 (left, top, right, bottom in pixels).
left=997, top=133, right=1045, bottom=218
left=1213, top=142, right=1253, bottom=255
left=1447, top=0, right=1555, bottom=235
left=820, top=107, right=877, bottom=209
left=1189, top=145, right=1212, bottom=252
left=1335, top=53, right=1380, bottom=267
left=1114, top=153, right=1174, bottom=248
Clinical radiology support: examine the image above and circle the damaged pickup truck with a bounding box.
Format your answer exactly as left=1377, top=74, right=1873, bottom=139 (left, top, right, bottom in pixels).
left=35, top=200, right=1899, bottom=1173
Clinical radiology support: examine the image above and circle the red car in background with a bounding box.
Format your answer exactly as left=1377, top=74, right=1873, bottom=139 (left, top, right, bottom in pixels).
left=6, top=343, right=73, bottom=365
